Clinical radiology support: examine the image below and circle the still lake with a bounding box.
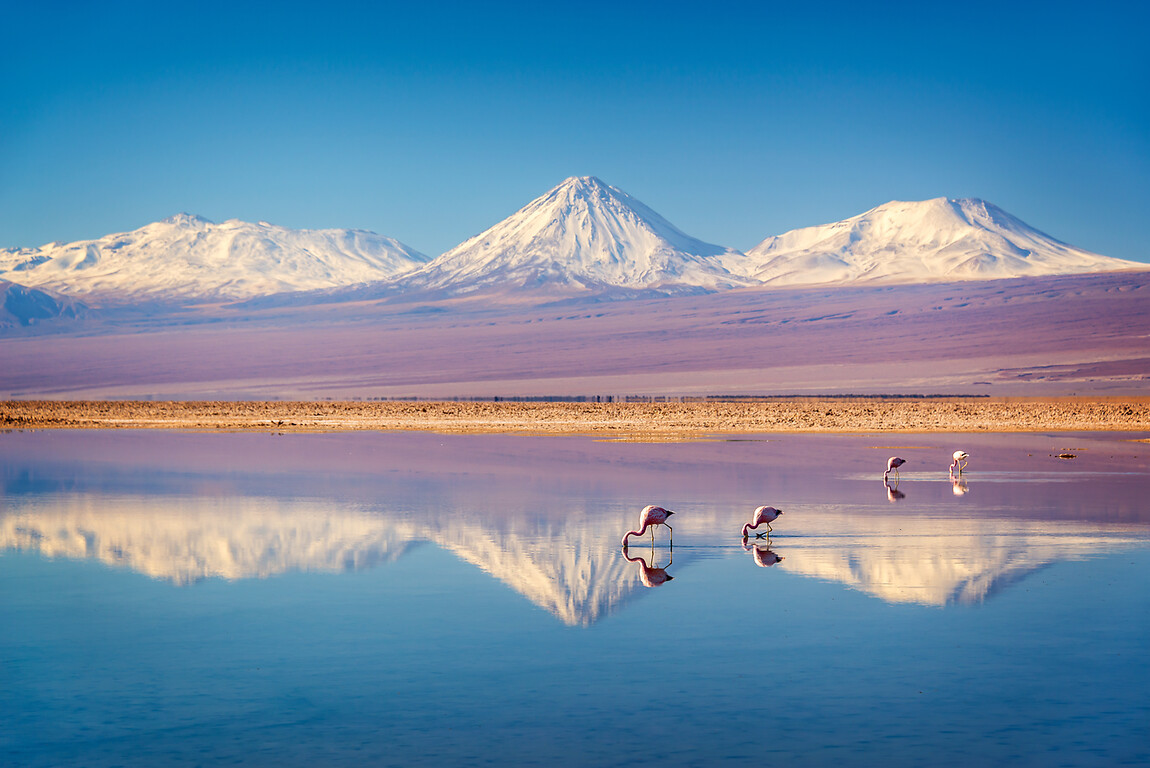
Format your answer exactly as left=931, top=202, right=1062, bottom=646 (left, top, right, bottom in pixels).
left=2, top=429, right=1149, bottom=767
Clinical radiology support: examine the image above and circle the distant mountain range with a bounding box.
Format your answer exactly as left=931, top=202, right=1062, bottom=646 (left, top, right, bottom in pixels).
left=0, top=214, right=429, bottom=305
left=1, top=178, right=1143, bottom=307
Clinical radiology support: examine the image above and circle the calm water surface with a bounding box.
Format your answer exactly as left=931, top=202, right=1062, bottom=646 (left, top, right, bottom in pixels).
left=2, top=430, right=1149, bottom=767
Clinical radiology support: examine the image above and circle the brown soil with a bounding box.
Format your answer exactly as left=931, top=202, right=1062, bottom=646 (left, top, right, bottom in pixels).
left=3, top=398, right=1149, bottom=437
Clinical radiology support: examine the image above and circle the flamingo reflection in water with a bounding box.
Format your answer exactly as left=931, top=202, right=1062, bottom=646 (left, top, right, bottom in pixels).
left=620, top=504, right=674, bottom=550
left=743, top=541, right=784, bottom=567
left=951, top=476, right=969, bottom=496
left=885, top=480, right=905, bottom=502
left=623, top=547, right=674, bottom=587
left=741, top=505, right=783, bottom=539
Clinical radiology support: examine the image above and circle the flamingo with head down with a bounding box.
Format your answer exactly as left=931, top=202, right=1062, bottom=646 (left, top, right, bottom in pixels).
left=950, top=450, right=969, bottom=474
left=621, top=504, right=674, bottom=549
left=742, top=505, right=783, bottom=539
left=884, top=456, right=906, bottom=481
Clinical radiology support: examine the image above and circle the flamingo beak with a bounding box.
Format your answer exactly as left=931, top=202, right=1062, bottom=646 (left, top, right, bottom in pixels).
left=666, top=510, right=674, bottom=516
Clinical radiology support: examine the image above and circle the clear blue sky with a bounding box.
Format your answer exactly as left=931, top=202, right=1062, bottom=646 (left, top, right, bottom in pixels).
left=3, top=1, right=1147, bottom=262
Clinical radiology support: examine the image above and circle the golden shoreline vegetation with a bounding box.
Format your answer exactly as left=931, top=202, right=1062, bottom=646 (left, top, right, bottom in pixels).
left=2, top=397, right=1149, bottom=437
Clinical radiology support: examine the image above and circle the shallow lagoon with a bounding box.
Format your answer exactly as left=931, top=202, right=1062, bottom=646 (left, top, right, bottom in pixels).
left=2, top=429, right=1149, bottom=767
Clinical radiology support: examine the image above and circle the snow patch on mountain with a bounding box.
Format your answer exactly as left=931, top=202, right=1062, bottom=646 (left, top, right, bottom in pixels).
left=0, top=215, right=430, bottom=305
left=401, top=176, right=751, bottom=296
left=741, top=197, right=1144, bottom=286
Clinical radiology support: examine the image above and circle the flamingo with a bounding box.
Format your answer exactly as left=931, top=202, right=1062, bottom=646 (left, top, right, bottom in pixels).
left=884, top=456, right=906, bottom=481
left=621, top=504, right=674, bottom=549
left=742, top=505, right=783, bottom=539
left=950, top=450, right=969, bottom=474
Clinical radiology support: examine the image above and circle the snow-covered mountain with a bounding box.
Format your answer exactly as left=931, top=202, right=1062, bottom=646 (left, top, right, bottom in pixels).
left=399, top=176, right=751, bottom=297
left=0, top=214, right=430, bottom=305
left=3, top=190, right=1143, bottom=310
left=740, top=197, right=1143, bottom=286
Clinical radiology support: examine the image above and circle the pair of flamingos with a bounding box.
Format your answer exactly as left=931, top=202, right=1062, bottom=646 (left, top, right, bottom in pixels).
left=884, top=450, right=969, bottom=481
left=620, top=504, right=783, bottom=549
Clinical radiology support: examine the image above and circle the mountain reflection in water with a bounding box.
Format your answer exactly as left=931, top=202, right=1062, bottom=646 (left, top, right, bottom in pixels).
left=4, top=490, right=1147, bottom=622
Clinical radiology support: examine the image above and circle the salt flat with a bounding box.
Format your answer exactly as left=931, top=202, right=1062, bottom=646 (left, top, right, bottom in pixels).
left=3, top=272, right=1148, bottom=400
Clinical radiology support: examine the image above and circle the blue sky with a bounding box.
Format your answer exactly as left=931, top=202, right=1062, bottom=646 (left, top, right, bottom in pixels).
left=3, top=1, right=1148, bottom=261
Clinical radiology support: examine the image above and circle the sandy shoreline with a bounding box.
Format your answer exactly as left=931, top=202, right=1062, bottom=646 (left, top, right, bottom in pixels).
left=3, top=398, right=1149, bottom=437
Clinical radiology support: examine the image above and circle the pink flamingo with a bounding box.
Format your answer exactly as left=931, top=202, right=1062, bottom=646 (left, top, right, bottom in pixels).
left=884, top=456, right=906, bottom=481
left=950, top=450, right=968, bottom=474
left=621, top=504, right=674, bottom=549
left=623, top=549, right=674, bottom=587
left=742, top=505, right=783, bottom=539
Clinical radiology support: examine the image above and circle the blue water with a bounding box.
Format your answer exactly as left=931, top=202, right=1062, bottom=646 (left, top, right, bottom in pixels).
left=2, top=430, right=1149, bottom=767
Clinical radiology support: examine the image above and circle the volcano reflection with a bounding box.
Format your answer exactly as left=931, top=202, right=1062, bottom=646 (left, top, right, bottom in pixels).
left=3, top=490, right=1148, bottom=621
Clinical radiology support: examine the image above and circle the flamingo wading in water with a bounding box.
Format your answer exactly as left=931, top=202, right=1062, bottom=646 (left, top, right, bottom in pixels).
left=950, top=450, right=969, bottom=474
left=884, top=456, right=906, bottom=481
left=742, top=505, right=783, bottom=539
left=621, top=505, right=675, bottom=549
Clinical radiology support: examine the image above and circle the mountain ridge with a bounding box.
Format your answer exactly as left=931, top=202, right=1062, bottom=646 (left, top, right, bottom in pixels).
left=741, top=197, right=1139, bottom=286
left=0, top=214, right=430, bottom=305
left=1, top=183, right=1145, bottom=309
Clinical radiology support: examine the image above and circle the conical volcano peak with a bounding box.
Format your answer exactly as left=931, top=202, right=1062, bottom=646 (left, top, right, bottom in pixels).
left=543, top=176, right=628, bottom=211
left=559, top=175, right=607, bottom=189
left=401, top=177, right=749, bottom=296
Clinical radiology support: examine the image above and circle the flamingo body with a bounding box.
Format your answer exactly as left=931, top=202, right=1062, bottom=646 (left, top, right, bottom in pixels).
left=950, top=450, right=969, bottom=473
left=621, top=504, right=675, bottom=548
left=884, top=456, right=906, bottom=480
left=742, top=505, right=783, bottom=538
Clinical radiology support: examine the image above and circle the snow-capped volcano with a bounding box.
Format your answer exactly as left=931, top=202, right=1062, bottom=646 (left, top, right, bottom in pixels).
left=742, top=197, right=1143, bottom=286
left=0, top=214, right=430, bottom=305
left=401, top=176, right=750, bottom=296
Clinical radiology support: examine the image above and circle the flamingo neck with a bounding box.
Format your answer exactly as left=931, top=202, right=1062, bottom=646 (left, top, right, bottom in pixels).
left=621, top=524, right=649, bottom=546
left=741, top=522, right=754, bottom=537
